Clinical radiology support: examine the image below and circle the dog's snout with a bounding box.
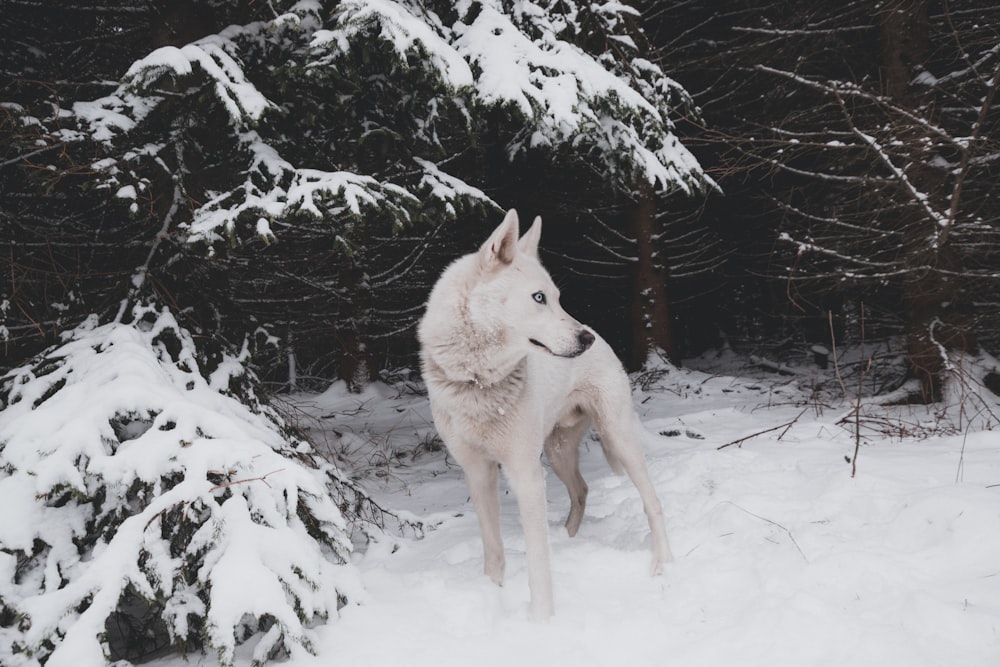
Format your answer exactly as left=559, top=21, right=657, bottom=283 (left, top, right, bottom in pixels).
left=578, top=329, right=595, bottom=350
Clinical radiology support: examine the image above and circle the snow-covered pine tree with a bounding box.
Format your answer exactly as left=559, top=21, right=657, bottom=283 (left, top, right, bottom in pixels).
left=63, top=0, right=710, bottom=386
left=0, top=304, right=415, bottom=667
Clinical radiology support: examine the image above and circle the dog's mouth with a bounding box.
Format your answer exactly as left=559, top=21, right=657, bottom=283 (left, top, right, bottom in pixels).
left=529, top=338, right=587, bottom=358
left=529, top=338, right=550, bottom=353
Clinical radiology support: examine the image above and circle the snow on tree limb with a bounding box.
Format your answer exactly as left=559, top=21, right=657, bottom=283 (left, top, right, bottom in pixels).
left=413, top=156, right=499, bottom=215
left=183, top=131, right=420, bottom=248
left=448, top=0, right=708, bottom=192
left=313, top=0, right=474, bottom=89
left=76, top=36, right=273, bottom=144
left=125, top=42, right=273, bottom=122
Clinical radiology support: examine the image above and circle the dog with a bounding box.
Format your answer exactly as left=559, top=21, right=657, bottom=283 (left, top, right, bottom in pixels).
left=417, top=209, right=672, bottom=619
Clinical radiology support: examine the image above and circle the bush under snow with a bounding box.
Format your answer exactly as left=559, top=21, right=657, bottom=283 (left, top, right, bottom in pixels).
left=0, top=306, right=415, bottom=667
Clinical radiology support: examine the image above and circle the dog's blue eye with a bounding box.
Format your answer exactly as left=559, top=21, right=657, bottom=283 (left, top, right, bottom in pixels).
left=532, top=291, right=546, bottom=304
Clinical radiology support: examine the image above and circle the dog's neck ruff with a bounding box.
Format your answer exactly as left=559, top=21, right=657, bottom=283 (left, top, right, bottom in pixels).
left=423, top=351, right=528, bottom=421
left=425, top=351, right=527, bottom=392
left=420, top=255, right=533, bottom=411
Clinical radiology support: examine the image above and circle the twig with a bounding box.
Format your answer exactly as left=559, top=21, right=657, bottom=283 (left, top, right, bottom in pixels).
left=144, top=501, right=187, bottom=530
left=717, top=407, right=807, bottom=449
left=956, top=426, right=970, bottom=484
left=725, top=501, right=809, bottom=562
left=113, top=140, right=186, bottom=323
left=209, top=468, right=285, bottom=492
left=145, top=507, right=169, bottom=530
left=829, top=307, right=870, bottom=477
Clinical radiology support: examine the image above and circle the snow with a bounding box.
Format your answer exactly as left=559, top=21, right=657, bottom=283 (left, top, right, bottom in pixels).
left=255, top=217, right=276, bottom=244
left=75, top=31, right=273, bottom=147
left=123, top=41, right=271, bottom=123
left=130, top=358, right=1000, bottom=666
left=115, top=185, right=137, bottom=200
left=74, top=92, right=164, bottom=144
left=317, top=0, right=474, bottom=89
left=184, top=132, right=418, bottom=246
left=414, top=157, right=498, bottom=214
left=4, top=330, right=1000, bottom=665
left=450, top=0, right=700, bottom=189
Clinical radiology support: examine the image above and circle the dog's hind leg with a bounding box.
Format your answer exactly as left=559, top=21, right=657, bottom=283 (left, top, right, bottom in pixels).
left=593, top=396, right=673, bottom=574
left=458, top=450, right=505, bottom=586
left=543, top=417, right=592, bottom=537
left=622, top=448, right=673, bottom=574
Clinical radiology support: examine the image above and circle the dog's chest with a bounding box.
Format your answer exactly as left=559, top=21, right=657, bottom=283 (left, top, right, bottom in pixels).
left=426, top=358, right=528, bottom=432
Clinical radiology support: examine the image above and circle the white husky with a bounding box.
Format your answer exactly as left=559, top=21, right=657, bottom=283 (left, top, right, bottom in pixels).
left=418, top=209, right=672, bottom=619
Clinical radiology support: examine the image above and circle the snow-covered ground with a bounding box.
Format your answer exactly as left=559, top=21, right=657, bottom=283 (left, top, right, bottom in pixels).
left=163, top=359, right=999, bottom=667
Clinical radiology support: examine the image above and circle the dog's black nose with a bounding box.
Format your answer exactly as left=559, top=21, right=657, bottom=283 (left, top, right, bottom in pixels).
left=578, top=330, right=595, bottom=350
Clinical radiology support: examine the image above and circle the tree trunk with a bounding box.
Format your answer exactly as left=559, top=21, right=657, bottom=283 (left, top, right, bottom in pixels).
left=878, top=0, right=929, bottom=99
left=334, top=263, right=374, bottom=393
left=629, top=184, right=675, bottom=370
left=878, top=0, right=968, bottom=401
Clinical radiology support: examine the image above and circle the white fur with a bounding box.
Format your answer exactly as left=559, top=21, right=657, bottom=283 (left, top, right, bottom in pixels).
left=418, top=209, right=672, bottom=619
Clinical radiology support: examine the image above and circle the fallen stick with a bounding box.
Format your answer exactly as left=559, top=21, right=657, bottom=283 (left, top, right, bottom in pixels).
left=717, top=407, right=807, bottom=450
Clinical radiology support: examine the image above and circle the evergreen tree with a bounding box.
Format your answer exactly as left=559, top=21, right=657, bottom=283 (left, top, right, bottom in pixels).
left=0, top=305, right=416, bottom=666
left=34, top=0, right=709, bottom=385
left=1, top=1, right=708, bottom=665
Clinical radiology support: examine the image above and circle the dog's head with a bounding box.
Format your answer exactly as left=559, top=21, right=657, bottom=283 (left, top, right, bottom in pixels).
left=471, top=210, right=596, bottom=359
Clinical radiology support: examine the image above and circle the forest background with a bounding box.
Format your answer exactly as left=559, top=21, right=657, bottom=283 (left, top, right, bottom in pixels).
left=4, top=0, right=1000, bottom=398
left=2, top=1, right=1000, bottom=665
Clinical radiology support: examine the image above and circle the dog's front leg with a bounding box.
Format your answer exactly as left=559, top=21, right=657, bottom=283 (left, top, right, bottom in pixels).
left=503, top=450, right=554, bottom=620
left=460, top=451, right=505, bottom=585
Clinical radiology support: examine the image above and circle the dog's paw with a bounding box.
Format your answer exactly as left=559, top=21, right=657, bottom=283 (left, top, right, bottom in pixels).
left=528, top=599, right=555, bottom=622
left=651, top=544, right=673, bottom=576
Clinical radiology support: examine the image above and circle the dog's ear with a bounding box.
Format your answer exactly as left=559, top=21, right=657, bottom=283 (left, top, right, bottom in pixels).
left=480, top=209, right=520, bottom=269
left=518, top=216, right=542, bottom=258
